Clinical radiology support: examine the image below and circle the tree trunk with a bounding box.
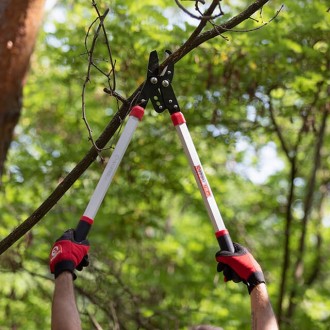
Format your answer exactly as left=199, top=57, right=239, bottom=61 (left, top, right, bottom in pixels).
left=0, top=0, right=45, bottom=178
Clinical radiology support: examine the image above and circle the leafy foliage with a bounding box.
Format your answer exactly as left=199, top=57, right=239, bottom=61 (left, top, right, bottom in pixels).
left=0, top=0, right=329, bottom=329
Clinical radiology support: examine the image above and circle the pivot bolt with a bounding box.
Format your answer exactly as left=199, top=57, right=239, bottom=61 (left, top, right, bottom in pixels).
left=162, top=80, right=169, bottom=87
left=150, top=77, right=158, bottom=84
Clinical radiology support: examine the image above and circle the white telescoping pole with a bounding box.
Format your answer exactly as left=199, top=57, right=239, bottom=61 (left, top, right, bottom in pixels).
left=170, top=111, right=234, bottom=252
left=75, top=106, right=145, bottom=241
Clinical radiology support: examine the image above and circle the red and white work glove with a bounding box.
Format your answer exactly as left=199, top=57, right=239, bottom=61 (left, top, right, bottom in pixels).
left=215, top=242, right=265, bottom=294
left=49, top=229, right=90, bottom=280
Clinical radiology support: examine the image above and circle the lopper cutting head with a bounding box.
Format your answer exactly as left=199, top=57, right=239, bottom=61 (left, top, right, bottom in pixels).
left=137, top=50, right=181, bottom=114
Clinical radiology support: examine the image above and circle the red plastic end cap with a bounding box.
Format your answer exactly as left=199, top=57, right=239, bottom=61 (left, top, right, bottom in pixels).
left=80, top=216, right=94, bottom=225
left=130, top=106, right=145, bottom=121
left=215, top=229, right=229, bottom=238
left=171, top=112, right=186, bottom=126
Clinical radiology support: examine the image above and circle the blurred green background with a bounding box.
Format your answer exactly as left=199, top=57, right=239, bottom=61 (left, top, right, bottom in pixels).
left=0, top=1, right=329, bottom=329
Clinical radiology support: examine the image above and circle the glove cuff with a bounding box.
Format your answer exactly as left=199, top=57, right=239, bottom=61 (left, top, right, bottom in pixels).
left=54, top=260, right=76, bottom=280
left=246, top=271, right=265, bottom=294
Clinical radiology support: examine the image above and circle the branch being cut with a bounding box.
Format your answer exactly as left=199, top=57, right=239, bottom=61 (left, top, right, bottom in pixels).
left=0, top=0, right=273, bottom=255
left=160, top=0, right=272, bottom=68
left=210, top=4, right=283, bottom=34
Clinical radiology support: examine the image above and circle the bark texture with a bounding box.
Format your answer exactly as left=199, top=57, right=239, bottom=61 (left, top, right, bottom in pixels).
left=0, top=0, right=45, bottom=178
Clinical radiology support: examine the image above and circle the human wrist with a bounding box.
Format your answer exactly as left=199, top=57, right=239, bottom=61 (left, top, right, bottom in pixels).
left=249, top=281, right=266, bottom=294
left=54, top=260, right=76, bottom=280
left=55, top=270, right=74, bottom=281
left=246, top=271, right=265, bottom=294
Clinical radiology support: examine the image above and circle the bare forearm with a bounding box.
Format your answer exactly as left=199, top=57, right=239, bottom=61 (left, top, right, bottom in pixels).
left=51, top=272, right=82, bottom=330
left=250, top=283, right=279, bottom=330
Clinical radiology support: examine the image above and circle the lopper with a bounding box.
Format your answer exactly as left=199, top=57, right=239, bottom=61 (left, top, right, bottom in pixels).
left=74, top=50, right=235, bottom=252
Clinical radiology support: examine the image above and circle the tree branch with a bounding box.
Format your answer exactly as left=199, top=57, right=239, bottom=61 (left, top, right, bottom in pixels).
left=268, top=98, right=291, bottom=160
left=286, top=105, right=329, bottom=319
left=181, top=0, right=222, bottom=46
left=159, top=0, right=272, bottom=68
left=0, top=99, right=133, bottom=255
left=0, top=0, right=272, bottom=255
left=276, top=154, right=296, bottom=324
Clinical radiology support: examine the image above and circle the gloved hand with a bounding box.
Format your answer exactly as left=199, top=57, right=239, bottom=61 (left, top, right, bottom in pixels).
left=49, top=229, right=90, bottom=280
left=215, top=242, right=265, bottom=294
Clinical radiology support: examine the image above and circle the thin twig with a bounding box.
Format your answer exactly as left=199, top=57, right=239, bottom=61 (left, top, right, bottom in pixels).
left=87, top=311, right=104, bottom=330
left=81, top=7, right=110, bottom=152
left=211, top=4, right=283, bottom=34
left=82, top=2, right=123, bottom=154
left=174, top=0, right=224, bottom=20
left=182, top=0, right=223, bottom=46
left=109, top=301, right=120, bottom=330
